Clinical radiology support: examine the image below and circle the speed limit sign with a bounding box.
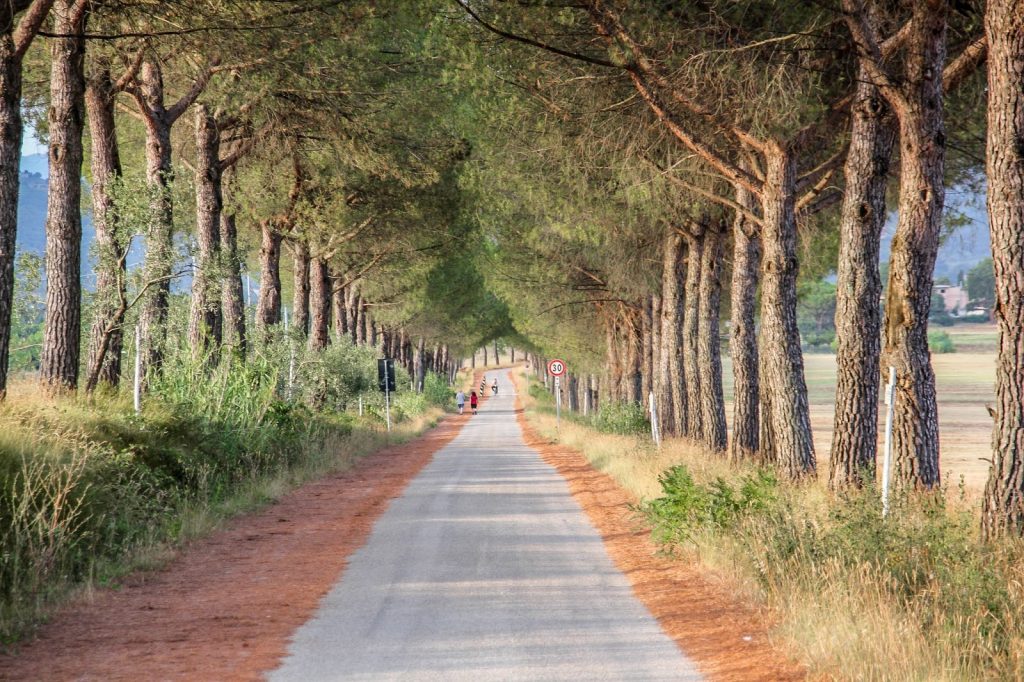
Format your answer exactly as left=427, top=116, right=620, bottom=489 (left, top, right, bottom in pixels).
left=547, top=359, right=566, bottom=377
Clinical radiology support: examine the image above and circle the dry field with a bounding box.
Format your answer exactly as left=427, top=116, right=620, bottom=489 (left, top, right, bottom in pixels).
left=724, top=323, right=999, bottom=493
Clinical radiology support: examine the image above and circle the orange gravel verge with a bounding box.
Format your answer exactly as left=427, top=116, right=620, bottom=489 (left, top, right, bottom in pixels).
left=0, top=407, right=474, bottom=681
left=513, top=380, right=806, bottom=682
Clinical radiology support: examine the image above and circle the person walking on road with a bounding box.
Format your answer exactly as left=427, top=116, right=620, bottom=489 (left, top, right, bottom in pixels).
left=470, top=390, right=479, bottom=415
left=455, top=390, right=466, bottom=415
left=491, top=379, right=498, bottom=396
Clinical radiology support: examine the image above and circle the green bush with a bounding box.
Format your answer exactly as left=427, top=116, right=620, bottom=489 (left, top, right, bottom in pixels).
left=642, top=465, right=779, bottom=546
left=928, top=329, right=956, bottom=353
left=592, top=401, right=649, bottom=435
left=642, top=467, right=1024, bottom=678
left=422, top=372, right=452, bottom=408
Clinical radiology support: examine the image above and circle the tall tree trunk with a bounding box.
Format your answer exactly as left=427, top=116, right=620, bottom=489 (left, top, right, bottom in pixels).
left=625, top=311, right=643, bottom=403
left=605, top=318, right=622, bottom=402
left=641, top=295, right=654, bottom=404
left=291, top=240, right=310, bottom=337
left=188, top=103, right=222, bottom=357
left=0, top=26, right=21, bottom=400
left=878, top=5, right=948, bottom=488
left=981, top=0, right=1024, bottom=539
left=345, top=286, right=358, bottom=342
left=681, top=228, right=703, bottom=440
left=659, top=231, right=683, bottom=435
left=332, top=277, right=347, bottom=342
left=483, top=345, right=488, bottom=366
left=355, top=295, right=367, bottom=345
left=830, top=68, right=895, bottom=488
left=758, top=145, right=816, bottom=477
left=697, top=220, right=727, bottom=450
left=219, top=212, right=245, bottom=357
left=493, top=339, right=499, bottom=365
left=651, top=294, right=664, bottom=428
left=0, top=1, right=53, bottom=398
left=255, top=219, right=282, bottom=333
left=308, top=256, right=330, bottom=352
left=729, top=182, right=761, bottom=461
left=40, top=0, right=85, bottom=392
left=136, top=60, right=176, bottom=379
left=84, top=66, right=125, bottom=390
left=414, top=337, right=425, bottom=393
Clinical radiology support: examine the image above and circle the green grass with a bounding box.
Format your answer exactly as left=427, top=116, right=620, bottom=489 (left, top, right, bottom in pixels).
left=517, top=368, right=1024, bottom=680
left=0, top=347, right=446, bottom=644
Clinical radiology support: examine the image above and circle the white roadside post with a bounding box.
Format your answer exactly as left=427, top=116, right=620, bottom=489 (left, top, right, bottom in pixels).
left=881, top=366, right=897, bottom=517
left=649, top=391, right=661, bottom=448
left=547, top=359, right=567, bottom=431
left=133, top=325, right=142, bottom=415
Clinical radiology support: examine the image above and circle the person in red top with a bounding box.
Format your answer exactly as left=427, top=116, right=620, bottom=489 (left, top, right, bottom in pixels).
left=470, top=390, right=479, bottom=415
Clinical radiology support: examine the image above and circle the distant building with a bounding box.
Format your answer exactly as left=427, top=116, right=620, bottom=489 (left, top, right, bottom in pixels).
left=934, top=284, right=970, bottom=315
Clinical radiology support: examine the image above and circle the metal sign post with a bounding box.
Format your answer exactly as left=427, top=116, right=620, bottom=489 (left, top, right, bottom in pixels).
left=881, top=366, right=897, bottom=517
left=547, top=359, right=566, bottom=431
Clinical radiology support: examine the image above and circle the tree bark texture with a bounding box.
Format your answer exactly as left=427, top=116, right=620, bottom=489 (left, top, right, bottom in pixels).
left=291, top=240, right=310, bottom=337
left=681, top=229, right=703, bottom=440
left=729, top=182, right=761, bottom=461
left=830, top=68, right=896, bottom=489
left=188, top=104, right=222, bottom=357
left=308, top=256, right=330, bottom=352
left=136, top=60, right=176, bottom=379
left=879, top=5, right=948, bottom=488
left=345, top=288, right=358, bottom=342
left=415, top=337, right=425, bottom=393
left=255, top=220, right=282, bottom=331
left=84, top=66, right=125, bottom=389
left=622, top=311, right=643, bottom=403
left=220, top=212, right=246, bottom=357
left=0, top=0, right=52, bottom=398
left=331, top=277, right=347, bottom=342
left=356, top=296, right=367, bottom=345
left=758, top=146, right=816, bottom=478
left=651, top=294, right=664, bottom=428
left=0, top=26, right=21, bottom=399
left=40, top=0, right=85, bottom=392
left=697, top=221, right=727, bottom=450
left=641, top=295, right=654, bottom=404
left=604, top=318, right=622, bottom=402
left=981, top=0, right=1024, bottom=539
left=659, top=231, right=683, bottom=435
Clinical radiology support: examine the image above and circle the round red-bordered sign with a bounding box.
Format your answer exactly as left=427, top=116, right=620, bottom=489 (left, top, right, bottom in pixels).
left=547, top=359, right=566, bottom=377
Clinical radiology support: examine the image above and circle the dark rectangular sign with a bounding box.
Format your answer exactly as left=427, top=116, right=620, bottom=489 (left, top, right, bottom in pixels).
left=377, top=358, right=396, bottom=392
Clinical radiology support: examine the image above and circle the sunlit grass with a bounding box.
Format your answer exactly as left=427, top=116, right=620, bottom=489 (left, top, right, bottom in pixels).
left=514, top=367, right=1024, bottom=681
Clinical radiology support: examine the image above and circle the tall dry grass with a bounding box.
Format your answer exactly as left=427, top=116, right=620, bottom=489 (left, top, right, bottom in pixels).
left=513, top=368, right=1024, bottom=681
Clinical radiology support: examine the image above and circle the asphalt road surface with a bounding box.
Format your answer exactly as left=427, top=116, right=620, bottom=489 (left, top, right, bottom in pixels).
left=270, top=371, right=702, bottom=681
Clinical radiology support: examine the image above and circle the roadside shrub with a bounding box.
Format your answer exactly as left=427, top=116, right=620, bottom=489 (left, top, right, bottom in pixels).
left=592, top=401, right=649, bottom=435
left=422, top=373, right=452, bottom=408
left=642, top=465, right=779, bottom=546
left=928, top=330, right=956, bottom=353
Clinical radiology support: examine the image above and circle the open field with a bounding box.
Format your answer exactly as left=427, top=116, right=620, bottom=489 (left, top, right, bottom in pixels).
left=724, top=323, right=999, bottom=492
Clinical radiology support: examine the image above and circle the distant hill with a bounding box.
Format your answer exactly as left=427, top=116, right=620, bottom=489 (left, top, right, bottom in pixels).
left=17, top=170, right=95, bottom=284
left=19, top=153, right=48, bottom=178
left=881, top=184, right=991, bottom=282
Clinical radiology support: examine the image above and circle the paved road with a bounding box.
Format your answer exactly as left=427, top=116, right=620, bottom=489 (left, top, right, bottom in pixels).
left=271, top=371, right=702, bottom=681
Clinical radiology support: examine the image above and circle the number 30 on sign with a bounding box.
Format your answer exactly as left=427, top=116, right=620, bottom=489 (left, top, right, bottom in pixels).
left=547, top=359, right=566, bottom=377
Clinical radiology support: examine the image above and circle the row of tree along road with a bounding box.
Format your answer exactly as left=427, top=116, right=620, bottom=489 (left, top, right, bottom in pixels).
left=0, top=0, right=1023, bottom=541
